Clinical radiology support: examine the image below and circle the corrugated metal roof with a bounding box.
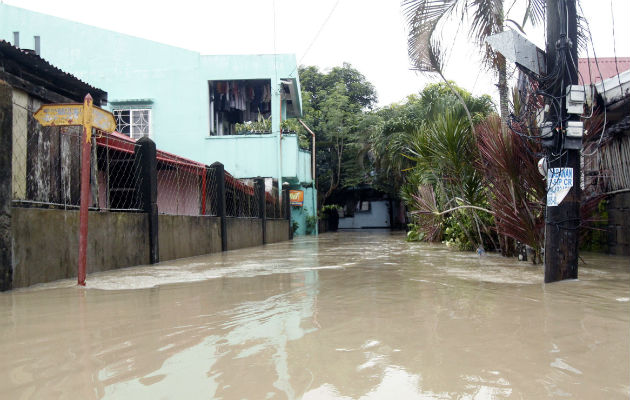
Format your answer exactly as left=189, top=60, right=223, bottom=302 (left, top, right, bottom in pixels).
left=579, top=57, right=630, bottom=85
left=0, top=39, right=107, bottom=105
left=594, top=69, right=630, bottom=105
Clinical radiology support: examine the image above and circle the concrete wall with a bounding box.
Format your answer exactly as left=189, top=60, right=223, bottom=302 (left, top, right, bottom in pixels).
left=0, top=81, right=13, bottom=291
left=9, top=207, right=291, bottom=288
left=226, top=218, right=262, bottom=251
left=158, top=215, right=221, bottom=261
left=266, top=219, right=290, bottom=244
left=11, top=207, right=149, bottom=288
left=607, top=192, right=630, bottom=256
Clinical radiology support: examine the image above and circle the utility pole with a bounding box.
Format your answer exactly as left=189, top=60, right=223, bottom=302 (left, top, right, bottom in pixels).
left=543, top=0, right=581, bottom=283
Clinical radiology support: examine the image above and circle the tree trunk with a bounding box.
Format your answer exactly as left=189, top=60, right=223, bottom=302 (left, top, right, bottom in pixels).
left=496, top=0, right=509, bottom=132
left=497, top=54, right=509, bottom=133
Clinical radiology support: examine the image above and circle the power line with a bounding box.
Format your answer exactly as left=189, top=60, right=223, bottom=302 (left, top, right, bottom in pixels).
left=272, top=0, right=278, bottom=91
left=287, top=0, right=341, bottom=78
left=609, top=0, right=621, bottom=87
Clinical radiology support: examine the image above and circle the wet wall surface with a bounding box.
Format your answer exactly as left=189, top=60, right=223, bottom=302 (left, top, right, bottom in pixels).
left=1, top=231, right=628, bottom=399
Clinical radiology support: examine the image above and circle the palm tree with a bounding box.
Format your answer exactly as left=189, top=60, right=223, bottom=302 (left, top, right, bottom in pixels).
left=369, top=83, right=494, bottom=248
left=402, top=0, right=545, bottom=128
left=404, top=91, right=495, bottom=248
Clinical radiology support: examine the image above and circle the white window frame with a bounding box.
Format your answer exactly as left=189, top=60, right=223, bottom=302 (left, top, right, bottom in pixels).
left=113, top=108, right=152, bottom=139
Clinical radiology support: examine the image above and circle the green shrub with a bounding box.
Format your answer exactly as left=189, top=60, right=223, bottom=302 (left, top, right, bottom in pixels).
left=305, top=215, right=318, bottom=234
left=406, top=223, right=425, bottom=242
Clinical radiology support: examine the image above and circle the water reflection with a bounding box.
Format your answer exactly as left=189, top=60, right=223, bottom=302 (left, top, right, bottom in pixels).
left=0, top=232, right=628, bottom=399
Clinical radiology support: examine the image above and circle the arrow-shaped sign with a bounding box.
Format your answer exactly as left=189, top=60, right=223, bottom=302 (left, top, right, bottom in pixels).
left=485, top=30, right=546, bottom=76
left=34, top=98, right=117, bottom=141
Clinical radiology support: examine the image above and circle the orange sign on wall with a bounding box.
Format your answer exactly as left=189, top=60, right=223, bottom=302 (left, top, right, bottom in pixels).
left=289, top=190, right=304, bottom=206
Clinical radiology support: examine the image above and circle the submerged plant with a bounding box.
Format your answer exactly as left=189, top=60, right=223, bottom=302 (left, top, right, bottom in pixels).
left=304, top=208, right=318, bottom=235
left=405, top=111, right=496, bottom=250
left=291, top=221, right=300, bottom=235
left=475, top=115, right=545, bottom=262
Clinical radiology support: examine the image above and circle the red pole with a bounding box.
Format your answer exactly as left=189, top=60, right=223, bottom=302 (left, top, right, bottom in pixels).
left=77, top=127, right=91, bottom=286
left=78, top=94, right=93, bottom=286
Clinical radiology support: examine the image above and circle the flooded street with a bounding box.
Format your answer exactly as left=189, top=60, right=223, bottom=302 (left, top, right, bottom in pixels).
left=1, top=231, right=628, bottom=399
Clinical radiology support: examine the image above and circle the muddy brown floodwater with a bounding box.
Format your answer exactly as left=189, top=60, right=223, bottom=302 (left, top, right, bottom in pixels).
left=1, top=231, right=628, bottom=399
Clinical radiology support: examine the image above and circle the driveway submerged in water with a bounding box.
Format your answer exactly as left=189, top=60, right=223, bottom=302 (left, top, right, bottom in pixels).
left=1, top=231, right=628, bottom=399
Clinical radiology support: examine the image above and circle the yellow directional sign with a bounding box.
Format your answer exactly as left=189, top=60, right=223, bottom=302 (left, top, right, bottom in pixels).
left=91, top=107, right=116, bottom=133
left=33, top=104, right=83, bottom=126
left=34, top=97, right=116, bottom=142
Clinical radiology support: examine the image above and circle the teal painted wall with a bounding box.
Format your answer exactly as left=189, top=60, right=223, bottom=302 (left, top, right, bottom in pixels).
left=297, top=150, right=313, bottom=185
left=207, top=135, right=279, bottom=179
left=200, top=134, right=311, bottom=184
left=281, top=135, right=299, bottom=180
left=290, top=186, right=317, bottom=236
left=0, top=4, right=202, bottom=155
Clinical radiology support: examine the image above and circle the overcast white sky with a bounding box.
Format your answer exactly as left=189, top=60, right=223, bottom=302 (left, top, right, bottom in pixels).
left=3, top=0, right=629, bottom=107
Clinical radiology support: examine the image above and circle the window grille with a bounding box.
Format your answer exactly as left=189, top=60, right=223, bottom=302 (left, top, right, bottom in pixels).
left=113, top=108, right=151, bottom=139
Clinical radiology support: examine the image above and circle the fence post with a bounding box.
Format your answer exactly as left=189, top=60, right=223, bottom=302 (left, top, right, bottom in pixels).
left=211, top=162, right=227, bottom=251
left=0, top=81, right=13, bottom=291
left=134, top=136, right=159, bottom=264
left=255, top=177, right=266, bottom=245
left=283, top=184, right=292, bottom=240
left=201, top=167, right=208, bottom=215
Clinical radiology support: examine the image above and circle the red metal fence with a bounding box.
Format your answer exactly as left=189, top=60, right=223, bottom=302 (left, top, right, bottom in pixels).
left=10, top=106, right=285, bottom=219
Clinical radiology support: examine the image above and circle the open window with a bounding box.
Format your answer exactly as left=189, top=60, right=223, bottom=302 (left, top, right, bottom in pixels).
left=209, top=79, right=272, bottom=136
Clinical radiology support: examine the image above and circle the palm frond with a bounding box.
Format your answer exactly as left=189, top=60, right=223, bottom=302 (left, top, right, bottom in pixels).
left=403, top=0, right=461, bottom=73
left=409, top=185, right=444, bottom=241
left=469, top=0, right=503, bottom=45
left=522, top=0, right=545, bottom=26
left=475, top=115, right=545, bottom=255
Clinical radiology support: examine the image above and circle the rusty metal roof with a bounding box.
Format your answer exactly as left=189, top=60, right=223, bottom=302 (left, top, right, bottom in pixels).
left=0, top=39, right=107, bottom=105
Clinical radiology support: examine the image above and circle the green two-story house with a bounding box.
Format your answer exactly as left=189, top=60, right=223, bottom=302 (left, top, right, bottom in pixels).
left=0, top=3, right=317, bottom=234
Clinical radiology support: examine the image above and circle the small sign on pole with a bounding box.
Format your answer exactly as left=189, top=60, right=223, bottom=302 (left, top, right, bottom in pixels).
left=547, top=167, right=573, bottom=207
left=34, top=95, right=116, bottom=286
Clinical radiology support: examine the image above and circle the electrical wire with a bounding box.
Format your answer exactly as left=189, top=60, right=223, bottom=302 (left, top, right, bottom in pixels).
left=505, top=0, right=617, bottom=178
left=272, top=0, right=278, bottom=93
left=609, top=0, right=622, bottom=87
left=286, top=0, right=341, bottom=79
left=576, top=0, right=609, bottom=156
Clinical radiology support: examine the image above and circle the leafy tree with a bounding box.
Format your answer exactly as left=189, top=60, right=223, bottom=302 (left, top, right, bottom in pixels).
left=369, top=83, right=493, bottom=197
left=298, top=63, right=377, bottom=202
left=369, top=82, right=495, bottom=250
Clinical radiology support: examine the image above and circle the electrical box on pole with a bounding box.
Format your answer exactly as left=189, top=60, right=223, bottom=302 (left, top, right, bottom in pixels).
left=543, top=0, right=581, bottom=283
left=486, top=0, right=581, bottom=283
